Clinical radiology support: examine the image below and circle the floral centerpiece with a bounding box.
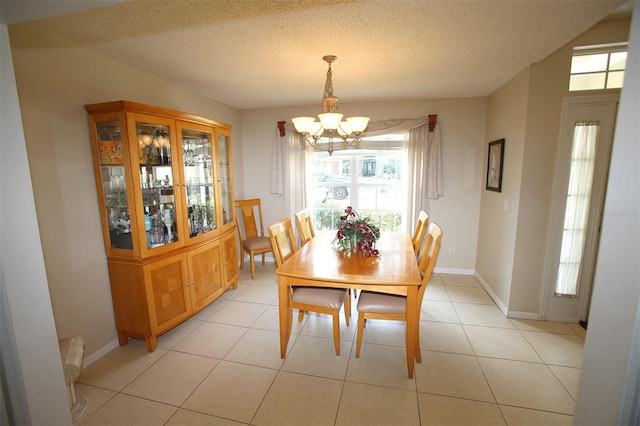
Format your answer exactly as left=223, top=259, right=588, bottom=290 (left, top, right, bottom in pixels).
left=334, top=206, right=381, bottom=256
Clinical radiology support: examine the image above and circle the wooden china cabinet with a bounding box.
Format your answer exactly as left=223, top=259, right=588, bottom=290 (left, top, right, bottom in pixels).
left=85, top=101, right=238, bottom=351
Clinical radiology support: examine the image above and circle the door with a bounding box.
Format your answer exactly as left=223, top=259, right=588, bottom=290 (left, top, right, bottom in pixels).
left=187, top=240, right=224, bottom=312
left=543, top=95, right=618, bottom=323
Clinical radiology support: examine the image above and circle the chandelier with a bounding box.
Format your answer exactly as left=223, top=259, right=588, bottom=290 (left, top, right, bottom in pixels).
left=292, top=55, right=370, bottom=156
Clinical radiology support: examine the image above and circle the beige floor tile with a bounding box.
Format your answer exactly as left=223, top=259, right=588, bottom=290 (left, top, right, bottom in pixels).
left=224, top=328, right=287, bottom=369
left=446, top=286, right=494, bottom=304
left=356, top=318, right=406, bottom=348
left=282, top=335, right=351, bottom=379
left=252, top=371, right=343, bottom=425
left=122, top=351, right=218, bottom=406
left=548, top=365, right=581, bottom=399
left=157, top=316, right=205, bottom=349
left=166, top=408, right=246, bottom=425
left=521, top=331, right=584, bottom=367
left=230, top=283, right=278, bottom=304
left=423, top=283, right=450, bottom=301
left=206, top=300, right=268, bottom=327
left=78, top=340, right=167, bottom=391
left=454, top=303, right=515, bottom=328
left=418, top=393, right=505, bottom=426
left=73, top=383, right=116, bottom=425
left=419, top=321, right=474, bottom=355
left=82, top=393, right=177, bottom=425
left=346, top=343, right=416, bottom=391
left=499, top=405, right=573, bottom=425
left=440, top=274, right=481, bottom=287
left=172, top=321, right=247, bottom=358
left=415, top=350, right=495, bottom=402
left=429, top=273, right=444, bottom=285
left=421, top=300, right=460, bottom=323
left=251, top=270, right=278, bottom=287
left=464, top=326, right=543, bottom=363
left=251, top=304, right=307, bottom=334
left=568, top=322, right=587, bottom=338
left=336, top=381, right=420, bottom=426
left=510, top=319, right=577, bottom=335
left=183, top=360, right=277, bottom=424
left=300, top=311, right=356, bottom=341
left=478, top=358, right=575, bottom=414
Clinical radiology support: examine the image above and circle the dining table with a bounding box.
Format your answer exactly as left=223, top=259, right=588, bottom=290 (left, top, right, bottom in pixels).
left=275, top=230, right=422, bottom=378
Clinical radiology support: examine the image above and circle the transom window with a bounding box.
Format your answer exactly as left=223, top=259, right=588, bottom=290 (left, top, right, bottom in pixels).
left=569, top=42, right=627, bottom=91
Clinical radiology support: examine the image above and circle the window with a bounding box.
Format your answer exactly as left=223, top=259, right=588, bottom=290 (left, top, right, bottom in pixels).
left=569, top=42, right=627, bottom=91
left=555, top=122, right=598, bottom=297
left=308, top=134, right=407, bottom=233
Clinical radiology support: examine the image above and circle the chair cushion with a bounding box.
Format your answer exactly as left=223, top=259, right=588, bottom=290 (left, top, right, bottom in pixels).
left=243, top=236, right=271, bottom=251
left=292, top=287, right=347, bottom=310
left=357, top=291, right=406, bottom=314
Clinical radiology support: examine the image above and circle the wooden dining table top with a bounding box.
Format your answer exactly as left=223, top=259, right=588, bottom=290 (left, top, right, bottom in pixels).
left=275, top=230, right=421, bottom=295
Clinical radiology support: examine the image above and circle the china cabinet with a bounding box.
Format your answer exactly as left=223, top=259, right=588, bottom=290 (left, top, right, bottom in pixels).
left=85, top=101, right=238, bottom=351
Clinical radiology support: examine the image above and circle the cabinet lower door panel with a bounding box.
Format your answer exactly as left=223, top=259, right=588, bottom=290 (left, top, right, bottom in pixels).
left=146, top=256, right=191, bottom=332
left=188, top=242, right=224, bottom=312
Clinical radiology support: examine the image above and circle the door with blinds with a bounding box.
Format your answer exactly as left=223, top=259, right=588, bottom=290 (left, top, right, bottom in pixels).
left=543, top=95, right=618, bottom=324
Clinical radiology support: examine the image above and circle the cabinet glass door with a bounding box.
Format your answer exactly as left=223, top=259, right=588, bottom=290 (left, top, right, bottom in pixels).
left=181, top=127, right=217, bottom=238
left=217, top=132, right=233, bottom=226
left=137, top=121, right=179, bottom=248
left=96, top=120, right=132, bottom=250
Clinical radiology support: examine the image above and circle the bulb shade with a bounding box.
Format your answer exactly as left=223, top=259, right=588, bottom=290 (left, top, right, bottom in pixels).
left=309, top=121, right=324, bottom=137
left=292, top=117, right=315, bottom=133
left=337, top=122, right=352, bottom=137
left=346, top=116, right=370, bottom=133
left=318, top=112, right=343, bottom=130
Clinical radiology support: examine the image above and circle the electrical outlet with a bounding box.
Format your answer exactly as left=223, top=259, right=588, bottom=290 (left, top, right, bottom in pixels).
left=449, top=245, right=456, bottom=254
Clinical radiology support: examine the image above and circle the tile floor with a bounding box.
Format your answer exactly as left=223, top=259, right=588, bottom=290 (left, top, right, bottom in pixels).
left=74, top=263, right=586, bottom=425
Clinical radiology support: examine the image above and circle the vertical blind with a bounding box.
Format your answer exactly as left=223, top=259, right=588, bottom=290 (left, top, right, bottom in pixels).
left=555, top=121, right=599, bottom=297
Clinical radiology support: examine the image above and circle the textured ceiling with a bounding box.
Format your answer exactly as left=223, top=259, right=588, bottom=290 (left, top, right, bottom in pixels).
left=5, top=0, right=630, bottom=109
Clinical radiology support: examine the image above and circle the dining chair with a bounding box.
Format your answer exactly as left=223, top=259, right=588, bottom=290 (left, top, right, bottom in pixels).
left=234, top=198, right=273, bottom=279
left=268, top=218, right=351, bottom=355
left=294, top=209, right=315, bottom=246
left=411, top=210, right=429, bottom=257
left=355, top=221, right=442, bottom=360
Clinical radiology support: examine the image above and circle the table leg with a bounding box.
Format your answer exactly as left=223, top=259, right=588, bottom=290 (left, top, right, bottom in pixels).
left=278, top=276, right=291, bottom=358
left=405, top=286, right=418, bottom=378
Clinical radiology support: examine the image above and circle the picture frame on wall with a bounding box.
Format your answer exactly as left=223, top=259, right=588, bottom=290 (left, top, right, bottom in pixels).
left=486, top=138, right=505, bottom=192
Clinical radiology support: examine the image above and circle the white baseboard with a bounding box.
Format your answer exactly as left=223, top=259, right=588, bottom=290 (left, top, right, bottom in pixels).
left=434, top=267, right=475, bottom=275
left=506, top=311, right=541, bottom=320
left=82, top=338, right=119, bottom=368
left=473, top=272, right=509, bottom=317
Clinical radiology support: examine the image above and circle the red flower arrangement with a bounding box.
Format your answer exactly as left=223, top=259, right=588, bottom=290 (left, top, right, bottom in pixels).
left=334, top=206, right=381, bottom=256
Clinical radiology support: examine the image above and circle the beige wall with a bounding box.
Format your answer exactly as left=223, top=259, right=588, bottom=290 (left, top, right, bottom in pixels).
left=478, top=17, right=630, bottom=317
left=240, top=98, right=487, bottom=272
left=8, top=25, right=243, bottom=359
left=476, top=68, right=530, bottom=312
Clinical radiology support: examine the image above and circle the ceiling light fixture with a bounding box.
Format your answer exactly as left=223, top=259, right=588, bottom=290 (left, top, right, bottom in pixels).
left=292, top=55, right=370, bottom=156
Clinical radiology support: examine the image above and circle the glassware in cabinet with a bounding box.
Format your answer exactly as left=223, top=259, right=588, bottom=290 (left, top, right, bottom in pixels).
left=136, top=120, right=179, bottom=248
left=180, top=125, right=218, bottom=240
left=95, top=120, right=133, bottom=250
left=217, top=130, right=234, bottom=226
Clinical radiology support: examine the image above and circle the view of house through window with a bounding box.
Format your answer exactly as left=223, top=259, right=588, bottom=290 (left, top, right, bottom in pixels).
left=569, top=42, right=627, bottom=91
left=308, top=134, right=407, bottom=233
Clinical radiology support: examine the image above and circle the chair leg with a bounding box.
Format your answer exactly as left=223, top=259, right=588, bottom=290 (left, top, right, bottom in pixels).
left=415, top=323, right=422, bottom=363
left=332, top=312, right=341, bottom=355
left=356, top=313, right=365, bottom=358
left=239, top=250, right=245, bottom=270
left=261, top=253, right=266, bottom=265
left=343, top=292, right=351, bottom=326
left=297, top=309, right=305, bottom=322
left=250, top=255, right=256, bottom=279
